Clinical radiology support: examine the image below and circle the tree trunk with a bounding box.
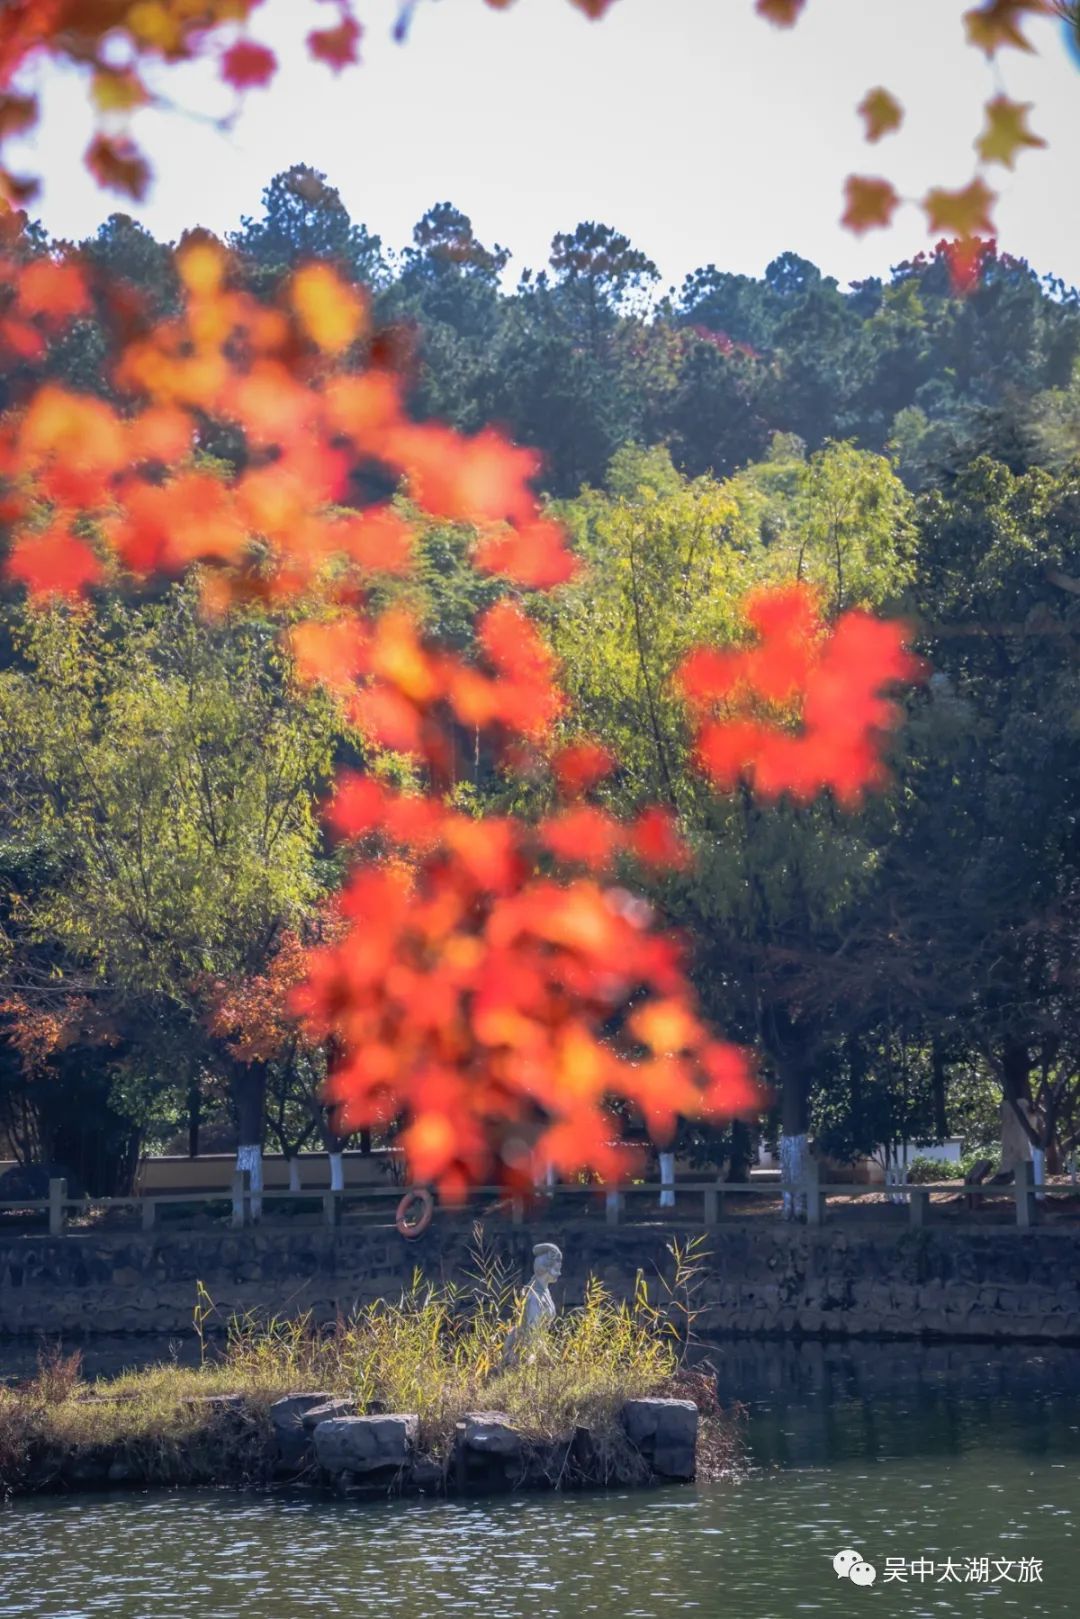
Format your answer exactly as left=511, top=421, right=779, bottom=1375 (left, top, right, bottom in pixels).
left=1001, top=1040, right=1040, bottom=1147
left=779, top=1059, right=809, bottom=1219
left=658, top=1150, right=675, bottom=1208
left=931, top=1040, right=948, bottom=1140
left=232, top=1061, right=267, bottom=1221
left=328, top=1150, right=344, bottom=1192
left=187, top=1078, right=201, bottom=1160
left=359, top=1128, right=372, bottom=1157
left=727, top=1119, right=753, bottom=1184
left=847, top=1037, right=867, bottom=1155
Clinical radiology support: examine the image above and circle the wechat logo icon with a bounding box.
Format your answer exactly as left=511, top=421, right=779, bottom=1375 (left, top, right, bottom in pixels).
left=834, top=1549, right=877, bottom=1587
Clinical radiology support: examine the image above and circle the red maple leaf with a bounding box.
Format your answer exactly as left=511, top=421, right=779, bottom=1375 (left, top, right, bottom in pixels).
left=221, top=40, right=278, bottom=90
left=307, top=14, right=362, bottom=71
left=6, top=522, right=102, bottom=596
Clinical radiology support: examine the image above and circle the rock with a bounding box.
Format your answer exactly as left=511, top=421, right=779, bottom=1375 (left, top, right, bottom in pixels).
left=461, top=1412, right=522, bottom=1458
left=181, top=1394, right=248, bottom=1420
left=313, top=1414, right=418, bottom=1476
left=300, top=1397, right=356, bottom=1432
left=621, top=1398, right=698, bottom=1480
left=270, top=1392, right=340, bottom=1470
left=409, top=1457, right=445, bottom=1491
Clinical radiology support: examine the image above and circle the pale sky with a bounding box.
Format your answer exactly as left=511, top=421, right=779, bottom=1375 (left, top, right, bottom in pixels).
left=13, top=0, right=1080, bottom=290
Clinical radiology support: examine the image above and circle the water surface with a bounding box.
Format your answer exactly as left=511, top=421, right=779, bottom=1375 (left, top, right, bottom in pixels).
left=2, top=1339, right=1078, bottom=1619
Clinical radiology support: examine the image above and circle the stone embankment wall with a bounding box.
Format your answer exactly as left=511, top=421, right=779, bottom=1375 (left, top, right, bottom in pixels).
left=2, top=1221, right=1079, bottom=1341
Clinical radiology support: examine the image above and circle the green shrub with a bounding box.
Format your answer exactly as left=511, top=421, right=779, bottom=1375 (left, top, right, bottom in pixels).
left=959, top=1148, right=1000, bottom=1180
left=905, top=1156, right=961, bottom=1183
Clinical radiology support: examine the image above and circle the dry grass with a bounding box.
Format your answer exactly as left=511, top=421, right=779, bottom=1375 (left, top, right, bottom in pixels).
left=0, top=1232, right=740, bottom=1495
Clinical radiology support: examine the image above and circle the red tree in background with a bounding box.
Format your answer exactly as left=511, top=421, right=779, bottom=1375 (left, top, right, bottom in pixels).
left=0, top=233, right=918, bottom=1193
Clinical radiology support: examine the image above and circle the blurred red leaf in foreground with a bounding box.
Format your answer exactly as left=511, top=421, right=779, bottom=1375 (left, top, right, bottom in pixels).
left=679, top=582, right=919, bottom=807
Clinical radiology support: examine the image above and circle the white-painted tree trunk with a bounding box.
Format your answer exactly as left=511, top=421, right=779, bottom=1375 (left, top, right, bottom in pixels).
left=544, top=1163, right=556, bottom=1191
left=779, top=1131, right=809, bottom=1220
left=658, top=1151, right=676, bottom=1209
left=885, top=1148, right=908, bottom=1207
left=237, top=1142, right=263, bottom=1221
left=288, top=1157, right=302, bottom=1194
left=328, top=1151, right=344, bottom=1193
left=1033, top=1146, right=1046, bottom=1201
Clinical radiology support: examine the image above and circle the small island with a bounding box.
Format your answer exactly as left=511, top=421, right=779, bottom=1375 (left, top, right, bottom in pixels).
left=0, top=1242, right=737, bottom=1499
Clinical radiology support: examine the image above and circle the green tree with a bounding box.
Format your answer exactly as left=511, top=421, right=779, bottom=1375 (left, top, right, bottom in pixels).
left=729, top=436, right=919, bottom=612
left=550, top=443, right=918, bottom=1192
left=229, top=164, right=385, bottom=293
left=0, top=583, right=343, bottom=1196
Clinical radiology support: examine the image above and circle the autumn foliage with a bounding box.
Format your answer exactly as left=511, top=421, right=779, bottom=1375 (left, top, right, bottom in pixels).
left=0, top=230, right=921, bottom=1192
left=0, top=0, right=956, bottom=1193
left=679, top=585, right=918, bottom=807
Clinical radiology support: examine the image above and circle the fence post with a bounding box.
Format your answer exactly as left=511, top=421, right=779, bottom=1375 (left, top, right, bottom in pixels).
left=141, top=1196, right=156, bottom=1233
left=231, top=1170, right=249, bottom=1229
left=605, top=1188, right=622, bottom=1227
left=908, top=1186, right=928, bottom=1228
left=805, top=1158, right=824, bottom=1227
left=1014, top=1159, right=1036, bottom=1229
left=322, top=1188, right=340, bottom=1228
left=703, top=1183, right=719, bottom=1226
left=48, top=1177, right=67, bottom=1237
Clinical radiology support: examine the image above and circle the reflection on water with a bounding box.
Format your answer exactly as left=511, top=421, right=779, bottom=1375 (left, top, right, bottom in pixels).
left=1, top=1338, right=1079, bottom=1619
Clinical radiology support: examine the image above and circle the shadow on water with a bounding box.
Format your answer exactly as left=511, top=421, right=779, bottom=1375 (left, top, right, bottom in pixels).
left=706, top=1337, right=1080, bottom=1468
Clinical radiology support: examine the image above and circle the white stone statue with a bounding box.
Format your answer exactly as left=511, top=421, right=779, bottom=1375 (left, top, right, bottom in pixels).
left=523, top=1242, right=561, bottom=1330
left=500, top=1242, right=562, bottom=1366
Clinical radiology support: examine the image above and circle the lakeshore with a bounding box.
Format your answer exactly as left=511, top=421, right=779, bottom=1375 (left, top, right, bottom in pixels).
left=0, top=1266, right=732, bottom=1500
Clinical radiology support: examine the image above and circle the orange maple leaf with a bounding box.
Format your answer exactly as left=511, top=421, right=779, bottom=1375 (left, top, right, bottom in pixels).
left=388, top=424, right=540, bottom=525
left=0, top=316, right=44, bottom=360
left=19, top=386, right=126, bottom=480
left=288, top=617, right=370, bottom=697
left=325, top=773, right=386, bottom=840
left=291, top=262, right=367, bottom=355
left=16, top=259, right=89, bottom=324
left=551, top=739, right=616, bottom=795
left=975, top=95, right=1046, bottom=169
left=472, top=517, right=578, bottom=589
left=330, top=506, right=415, bottom=574
left=922, top=176, right=997, bottom=238
left=307, top=14, right=362, bottom=71
left=626, top=807, right=690, bottom=870
left=176, top=237, right=227, bottom=298
left=90, top=69, right=150, bottom=114
left=841, top=175, right=901, bottom=234
left=539, top=806, right=622, bottom=871
left=755, top=0, right=807, bottom=24
left=0, top=93, right=37, bottom=141
left=6, top=522, right=102, bottom=596
left=84, top=134, right=150, bottom=201
left=678, top=584, right=918, bottom=805
left=857, top=87, right=903, bottom=143
left=963, top=0, right=1051, bottom=54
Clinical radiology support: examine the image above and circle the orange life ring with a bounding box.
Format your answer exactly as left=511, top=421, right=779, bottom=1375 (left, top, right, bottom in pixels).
left=395, top=1187, right=434, bottom=1238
